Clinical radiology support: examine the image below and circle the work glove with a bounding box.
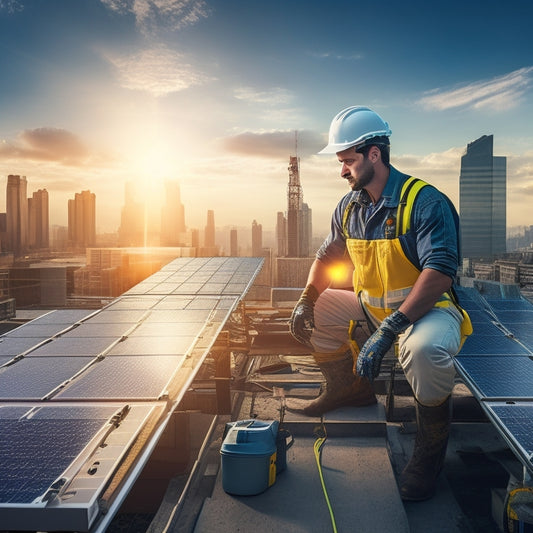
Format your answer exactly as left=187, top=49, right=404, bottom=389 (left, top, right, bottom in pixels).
left=289, top=285, right=319, bottom=348
left=356, top=310, right=411, bottom=382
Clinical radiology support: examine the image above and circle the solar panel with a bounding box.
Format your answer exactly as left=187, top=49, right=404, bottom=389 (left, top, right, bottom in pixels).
left=455, top=356, right=533, bottom=400
left=0, top=402, right=165, bottom=531
left=107, top=336, right=196, bottom=356
left=0, top=405, right=114, bottom=504
left=492, top=309, right=533, bottom=326
left=0, top=356, right=95, bottom=400
left=0, top=257, right=264, bottom=531
left=60, top=322, right=134, bottom=338
left=25, top=309, right=96, bottom=325
left=459, top=334, right=530, bottom=356
left=123, top=257, right=263, bottom=297
left=3, top=323, right=74, bottom=338
left=0, top=336, right=49, bottom=359
left=484, top=401, right=533, bottom=470
left=82, top=309, right=149, bottom=323
left=485, top=299, right=533, bottom=311
left=53, top=354, right=186, bottom=400
left=26, top=336, right=116, bottom=357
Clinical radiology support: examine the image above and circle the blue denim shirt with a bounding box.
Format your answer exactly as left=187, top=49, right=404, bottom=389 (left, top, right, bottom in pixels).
left=316, top=166, right=460, bottom=279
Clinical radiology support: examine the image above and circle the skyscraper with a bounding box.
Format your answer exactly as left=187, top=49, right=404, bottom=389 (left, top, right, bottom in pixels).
left=68, top=190, right=96, bottom=248
left=28, top=188, right=49, bottom=249
left=205, top=210, right=215, bottom=248
left=286, top=155, right=312, bottom=257
left=118, top=182, right=145, bottom=247
left=252, top=219, right=262, bottom=256
left=276, top=211, right=287, bottom=258
left=230, top=228, right=238, bottom=256
left=459, top=135, right=506, bottom=260
left=6, top=174, right=28, bottom=254
left=161, top=181, right=186, bottom=246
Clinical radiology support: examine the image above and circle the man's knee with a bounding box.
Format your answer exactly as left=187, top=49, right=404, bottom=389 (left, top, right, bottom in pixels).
left=399, top=342, right=456, bottom=406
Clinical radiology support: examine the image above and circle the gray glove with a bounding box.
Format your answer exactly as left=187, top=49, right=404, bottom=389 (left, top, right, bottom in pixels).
left=356, top=310, right=410, bottom=382
left=289, top=285, right=319, bottom=347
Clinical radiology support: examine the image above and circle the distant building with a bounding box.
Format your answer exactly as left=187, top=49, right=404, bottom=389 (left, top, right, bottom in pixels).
left=205, top=210, right=215, bottom=248
left=460, top=135, right=506, bottom=260
left=118, top=182, right=145, bottom=247
left=161, top=181, right=186, bottom=246
left=68, top=190, right=96, bottom=248
left=285, top=156, right=312, bottom=258
left=28, top=188, right=49, bottom=249
left=6, top=174, right=28, bottom=255
left=230, top=228, right=238, bottom=256
left=300, top=202, right=312, bottom=257
left=276, top=211, right=287, bottom=258
left=252, top=220, right=262, bottom=256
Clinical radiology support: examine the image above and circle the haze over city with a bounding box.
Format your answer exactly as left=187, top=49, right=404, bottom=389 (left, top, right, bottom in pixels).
left=0, top=0, right=532, bottom=236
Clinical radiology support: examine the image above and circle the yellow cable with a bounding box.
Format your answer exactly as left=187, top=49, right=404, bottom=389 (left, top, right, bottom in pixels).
left=313, top=424, right=338, bottom=533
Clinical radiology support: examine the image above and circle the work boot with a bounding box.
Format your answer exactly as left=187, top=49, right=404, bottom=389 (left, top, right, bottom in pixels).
left=286, top=350, right=376, bottom=417
left=399, top=396, right=451, bottom=501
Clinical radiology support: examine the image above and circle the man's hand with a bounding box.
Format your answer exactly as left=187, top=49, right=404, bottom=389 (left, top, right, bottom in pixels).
left=289, top=285, right=319, bottom=347
left=356, top=310, right=411, bottom=381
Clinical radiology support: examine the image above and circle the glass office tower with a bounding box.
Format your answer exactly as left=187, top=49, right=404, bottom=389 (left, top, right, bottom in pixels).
left=459, top=135, right=506, bottom=260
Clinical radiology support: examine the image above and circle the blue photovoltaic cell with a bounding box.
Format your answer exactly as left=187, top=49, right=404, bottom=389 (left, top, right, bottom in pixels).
left=54, top=355, right=185, bottom=400
left=486, top=299, right=533, bottom=310
left=130, top=321, right=206, bottom=338
left=486, top=402, right=533, bottom=468
left=26, top=309, right=95, bottom=325
left=146, top=309, right=214, bottom=323
left=107, top=297, right=162, bottom=310
left=26, top=336, right=116, bottom=357
left=0, top=356, right=95, bottom=400
left=455, top=356, right=533, bottom=399
left=149, top=297, right=194, bottom=310
left=0, top=405, right=115, bottom=504
left=465, top=309, right=496, bottom=325
left=492, top=310, right=533, bottom=326
left=123, top=257, right=263, bottom=297
left=107, top=336, right=196, bottom=356
left=3, top=323, right=75, bottom=338
left=83, top=309, right=148, bottom=323
left=459, top=334, right=530, bottom=356
left=61, top=322, right=133, bottom=338
left=0, top=336, right=47, bottom=358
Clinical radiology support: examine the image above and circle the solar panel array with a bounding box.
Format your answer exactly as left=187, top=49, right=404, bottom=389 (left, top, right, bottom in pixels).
left=454, top=285, right=533, bottom=473
left=0, top=256, right=263, bottom=532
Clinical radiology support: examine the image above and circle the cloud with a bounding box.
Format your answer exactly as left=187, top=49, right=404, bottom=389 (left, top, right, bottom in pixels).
left=0, top=128, right=92, bottom=165
left=100, top=0, right=209, bottom=35
left=419, top=67, right=533, bottom=111
left=220, top=130, right=325, bottom=158
left=103, top=46, right=215, bottom=96
left=234, top=87, right=294, bottom=106
left=0, top=0, right=23, bottom=13
left=309, top=51, right=363, bottom=61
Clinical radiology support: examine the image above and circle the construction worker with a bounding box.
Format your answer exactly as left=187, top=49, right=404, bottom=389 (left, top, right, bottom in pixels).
left=288, top=106, right=472, bottom=501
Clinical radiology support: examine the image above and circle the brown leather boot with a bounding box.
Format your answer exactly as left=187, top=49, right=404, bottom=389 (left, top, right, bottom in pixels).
left=286, top=349, right=376, bottom=417
left=399, top=396, right=451, bottom=501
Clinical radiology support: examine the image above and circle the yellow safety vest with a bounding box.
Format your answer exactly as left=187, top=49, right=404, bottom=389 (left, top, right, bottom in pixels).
left=343, top=176, right=473, bottom=345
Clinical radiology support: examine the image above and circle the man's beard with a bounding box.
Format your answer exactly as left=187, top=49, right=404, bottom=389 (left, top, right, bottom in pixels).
left=350, top=160, right=374, bottom=191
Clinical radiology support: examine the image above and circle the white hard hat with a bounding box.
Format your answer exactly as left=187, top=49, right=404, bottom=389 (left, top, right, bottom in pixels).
left=319, top=106, right=391, bottom=154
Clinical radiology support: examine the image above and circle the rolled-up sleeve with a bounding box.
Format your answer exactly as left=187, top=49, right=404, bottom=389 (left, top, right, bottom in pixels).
left=412, top=188, right=459, bottom=279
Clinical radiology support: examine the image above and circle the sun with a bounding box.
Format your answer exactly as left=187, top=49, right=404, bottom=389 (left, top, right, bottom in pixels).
left=128, top=140, right=180, bottom=209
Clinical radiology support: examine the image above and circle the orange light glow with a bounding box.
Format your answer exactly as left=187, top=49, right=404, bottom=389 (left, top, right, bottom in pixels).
left=327, top=261, right=353, bottom=287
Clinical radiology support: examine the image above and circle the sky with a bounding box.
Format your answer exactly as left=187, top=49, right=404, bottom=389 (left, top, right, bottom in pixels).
left=0, top=0, right=532, bottom=238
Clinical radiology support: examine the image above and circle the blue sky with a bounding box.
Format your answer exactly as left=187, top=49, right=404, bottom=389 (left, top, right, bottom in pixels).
left=0, top=0, right=532, bottom=236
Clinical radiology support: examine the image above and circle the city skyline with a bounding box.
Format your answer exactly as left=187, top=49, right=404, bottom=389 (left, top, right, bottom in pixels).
left=0, top=1, right=532, bottom=235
